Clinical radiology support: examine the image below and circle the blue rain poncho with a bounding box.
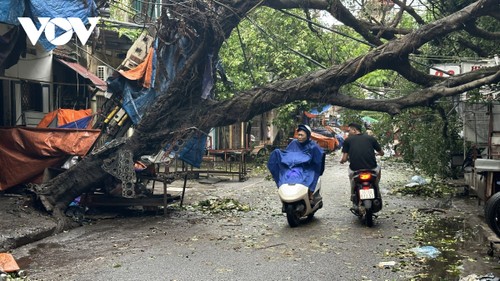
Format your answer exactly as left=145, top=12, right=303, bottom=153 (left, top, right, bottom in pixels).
left=267, top=139, right=325, bottom=192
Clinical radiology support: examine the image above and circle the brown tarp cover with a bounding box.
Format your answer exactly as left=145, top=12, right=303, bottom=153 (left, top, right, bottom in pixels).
left=0, top=127, right=100, bottom=191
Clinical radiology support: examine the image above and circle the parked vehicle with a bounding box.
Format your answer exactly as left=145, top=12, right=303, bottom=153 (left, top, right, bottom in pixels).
left=485, top=192, right=500, bottom=237
left=350, top=169, right=382, bottom=227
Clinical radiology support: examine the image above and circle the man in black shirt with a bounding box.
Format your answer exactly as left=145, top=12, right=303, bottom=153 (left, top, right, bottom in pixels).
left=340, top=123, right=384, bottom=208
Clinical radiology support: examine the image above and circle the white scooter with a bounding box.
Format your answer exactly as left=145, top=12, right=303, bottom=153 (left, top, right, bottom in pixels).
left=278, top=178, right=323, bottom=227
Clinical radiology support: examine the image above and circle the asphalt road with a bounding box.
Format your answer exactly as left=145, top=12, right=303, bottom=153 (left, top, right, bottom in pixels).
left=9, top=154, right=500, bottom=281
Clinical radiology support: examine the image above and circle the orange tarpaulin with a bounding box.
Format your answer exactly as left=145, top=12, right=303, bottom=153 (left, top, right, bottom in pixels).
left=119, top=47, right=154, bottom=88
left=37, top=109, right=92, bottom=128
left=0, top=127, right=100, bottom=191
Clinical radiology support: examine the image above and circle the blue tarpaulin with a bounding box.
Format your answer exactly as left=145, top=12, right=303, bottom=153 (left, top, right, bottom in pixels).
left=0, top=1, right=25, bottom=24
left=178, top=133, right=208, bottom=168
left=58, top=115, right=93, bottom=129
left=121, top=83, right=158, bottom=125
left=116, top=43, right=159, bottom=124
left=106, top=38, right=209, bottom=167
left=106, top=74, right=160, bottom=125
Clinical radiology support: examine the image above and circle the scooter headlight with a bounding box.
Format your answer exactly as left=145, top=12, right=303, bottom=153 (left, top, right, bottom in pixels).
left=279, top=184, right=309, bottom=199
left=280, top=184, right=303, bottom=196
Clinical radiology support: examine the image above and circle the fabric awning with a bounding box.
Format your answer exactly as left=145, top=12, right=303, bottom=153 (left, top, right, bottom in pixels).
left=55, top=58, right=107, bottom=91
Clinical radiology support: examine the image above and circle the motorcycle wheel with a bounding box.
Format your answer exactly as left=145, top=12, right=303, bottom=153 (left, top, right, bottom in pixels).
left=307, top=201, right=323, bottom=221
left=285, top=204, right=301, bottom=228
left=364, top=210, right=374, bottom=227
left=307, top=212, right=315, bottom=221
left=362, top=200, right=374, bottom=227
left=484, top=192, right=500, bottom=237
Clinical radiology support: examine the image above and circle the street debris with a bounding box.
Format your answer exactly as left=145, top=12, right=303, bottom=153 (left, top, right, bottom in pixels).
left=0, top=253, right=26, bottom=280
left=408, top=175, right=428, bottom=186
left=195, top=198, right=251, bottom=213
left=378, top=261, right=397, bottom=269
left=459, top=273, right=500, bottom=281
left=410, top=245, right=441, bottom=259
left=394, top=180, right=457, bottom=198
left=0, top=253, right=20, bottom=273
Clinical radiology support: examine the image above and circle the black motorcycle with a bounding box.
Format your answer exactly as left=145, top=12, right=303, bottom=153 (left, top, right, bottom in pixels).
left=351, top=169, right=382, bottom=227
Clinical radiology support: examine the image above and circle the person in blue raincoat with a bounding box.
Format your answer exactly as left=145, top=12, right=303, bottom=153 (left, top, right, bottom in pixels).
left=267, top=124, right=325, bottom=202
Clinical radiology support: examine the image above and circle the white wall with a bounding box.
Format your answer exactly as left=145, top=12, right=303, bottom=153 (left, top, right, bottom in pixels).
left=1, top=23, right=54, bottom=125
left=4, top=45, right=53, bottom=82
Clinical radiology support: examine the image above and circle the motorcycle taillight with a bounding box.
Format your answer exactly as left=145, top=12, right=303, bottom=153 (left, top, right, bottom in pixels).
left=359, top=172, right=372, bottom=181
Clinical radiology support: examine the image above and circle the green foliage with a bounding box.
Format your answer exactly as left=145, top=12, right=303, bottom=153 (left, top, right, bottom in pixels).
left=102, top=0, right=142, bottom=41
left=352, top=95, right=465, bottom=181
left=112, top=27, right=142, bottom=41
left=359, top=71, right=388, bottom=89
left=386, top=106, right=463, bottom=178
left=392, top=182, right=456, bottom=198
left=271, top=101, right=308, bottom=136
left=217, top=7, right=329, bottom=97
left=196, top=198, right=251, bottom=213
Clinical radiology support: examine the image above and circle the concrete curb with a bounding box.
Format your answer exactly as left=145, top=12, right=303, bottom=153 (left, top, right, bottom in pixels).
left=0, top=195, right=58, bottom=252
left=456, top=197, right=500, bottom=259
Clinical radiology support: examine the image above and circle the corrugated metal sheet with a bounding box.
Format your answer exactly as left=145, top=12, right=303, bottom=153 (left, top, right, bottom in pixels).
left=56, top=58, right=107, bottom=91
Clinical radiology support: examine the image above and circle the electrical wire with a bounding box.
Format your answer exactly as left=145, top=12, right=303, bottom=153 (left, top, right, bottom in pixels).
left=278, top=9, right=377, bottom=48
left=236, top=25, right=256, bottom=84
left=410, top=53, right=495, bottom=62
left=244, top=15, right=327, bottom=69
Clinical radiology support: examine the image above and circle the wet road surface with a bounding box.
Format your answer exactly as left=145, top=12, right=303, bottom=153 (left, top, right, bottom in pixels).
left=10, top=155, right=500, bottom=281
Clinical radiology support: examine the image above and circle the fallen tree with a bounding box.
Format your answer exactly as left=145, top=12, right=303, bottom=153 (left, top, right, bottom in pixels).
left=35, top=0, right=500, bottom=229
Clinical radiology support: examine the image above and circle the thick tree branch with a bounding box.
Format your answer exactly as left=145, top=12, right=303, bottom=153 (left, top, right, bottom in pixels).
left=456, top=36, right=490, bottom=57
left=390, top=58, right=441, bottom=87
left=391, top=0, right=426, bottom=25
left=205, top=65, right=499, bottom=123
left=464, top=21, right=500, bottom=40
